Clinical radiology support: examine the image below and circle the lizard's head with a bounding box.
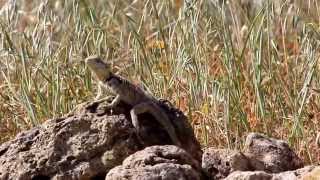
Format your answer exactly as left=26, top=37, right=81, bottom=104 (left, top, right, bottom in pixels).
left=85, top=55, right=112, bottom=81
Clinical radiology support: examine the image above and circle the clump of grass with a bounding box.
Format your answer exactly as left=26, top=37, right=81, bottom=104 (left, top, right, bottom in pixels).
left=0, top=0, right=319, bottom=163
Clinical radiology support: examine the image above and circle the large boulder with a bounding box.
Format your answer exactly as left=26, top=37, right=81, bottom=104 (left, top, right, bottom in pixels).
left=0, top=100, right=140, bottom=180
left=300, top=166, right=320, bottom=180
left=106, top=145, right=203, bottom=180
left=224, top=165, right=316, bottom=180
left=273, top=166, right=315, bottom=180
left=202, top=133, right=306, bottom=179
left=244, top=133, right=303, bottom=173
left=0, top=97, right=201, bottom=179
left=225, top=171, right=272, bottom=180
left=202, top=148, right=251, bottom=179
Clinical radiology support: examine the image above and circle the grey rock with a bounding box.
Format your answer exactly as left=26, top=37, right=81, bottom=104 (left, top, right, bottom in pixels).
left=299, top=166, right=320, bottom=180
left=224, top=166, right=317, bottom=180
left=105, top=145, right=202, bottom=180
left=204, top=133, right=313, bottom=179
left=225, top=171, right=272, bottom=180
left=202, top=148, right=251, bottom=179
left=244, top=133, right=303, bottom=173
left=272, top=166, right=315, bottom=180
left=0, top=100, right=140, bottom=180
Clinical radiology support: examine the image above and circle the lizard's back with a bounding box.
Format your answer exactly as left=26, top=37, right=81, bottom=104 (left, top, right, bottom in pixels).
left=106, top=74, right=157, bottom=106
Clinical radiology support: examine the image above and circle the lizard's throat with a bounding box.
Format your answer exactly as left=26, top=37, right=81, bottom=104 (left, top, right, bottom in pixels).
left=105, top=74, right=114, bottom=82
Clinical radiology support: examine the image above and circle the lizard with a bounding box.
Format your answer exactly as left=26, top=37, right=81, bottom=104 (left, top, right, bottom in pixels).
left=85, top=55, right=181, bottom=146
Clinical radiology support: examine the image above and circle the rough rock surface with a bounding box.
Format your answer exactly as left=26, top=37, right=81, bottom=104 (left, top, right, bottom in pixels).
left=244, top=133, right=303, bottom=173
left=202, top=148, right=251, bottom=179
left=0, top=97, right=201, bottom=180
left=225, top=171, right=272, bottom=180
left=300, top=166, right=320, bottom=180
left=202, top=133, right=308, bottom=179
left=224, top=166, right=316, bottom=180
left=273, top=166, right=315, bottom=180
left=106, top=145, right=203, bottom=180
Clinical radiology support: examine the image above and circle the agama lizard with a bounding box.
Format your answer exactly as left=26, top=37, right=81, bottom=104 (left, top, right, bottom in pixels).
left=85, top=55, right=181, bottom=146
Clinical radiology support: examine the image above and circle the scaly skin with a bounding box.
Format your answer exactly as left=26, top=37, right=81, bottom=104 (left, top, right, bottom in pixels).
left=85, top=55, right=181, bottom=146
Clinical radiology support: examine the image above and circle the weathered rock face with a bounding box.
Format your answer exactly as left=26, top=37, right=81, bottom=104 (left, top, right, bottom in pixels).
left=225, top=171, right=273, bottom=180
left=202, top=133, right=306, bottom=180
left=0, top=98, right=202, bottom=180
left=106, top=145, right=203, bottom=180
left=0, top=100, right=140, bottom=180
left=202, top=148, right=251, bottom=179
left=273, top=166, right=315, bottom=180
left=224, top=165, right=316, bottom=180
left=300, top=166, right=320, bottom=180
left=244, top=133, right=303, bottom=173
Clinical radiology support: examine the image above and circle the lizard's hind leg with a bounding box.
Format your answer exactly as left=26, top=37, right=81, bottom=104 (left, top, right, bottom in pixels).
left=130, top=102, right=181, bottom=146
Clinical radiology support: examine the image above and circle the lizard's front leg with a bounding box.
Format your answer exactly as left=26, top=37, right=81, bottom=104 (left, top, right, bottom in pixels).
left=94, top=82, right=104, bottom=101
left=88, top=95, right=120, bottom=110
left=72, top=95, right=115, bottom=114
left=130, top=102, right=181, bottom=146
left=105, top=94, right=121, bottom=108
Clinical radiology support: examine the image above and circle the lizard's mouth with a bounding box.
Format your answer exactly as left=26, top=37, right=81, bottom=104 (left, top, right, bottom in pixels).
left=85, top=56, right=112, bottom=82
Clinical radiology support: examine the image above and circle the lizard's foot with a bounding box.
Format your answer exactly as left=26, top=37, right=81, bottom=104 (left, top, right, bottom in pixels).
left=99, top=96, right=115, bottom=103
left=68, top=97, right=112, bottom=115
left=88, top=96, right=113, bottom=106
left=84, top=96, right=117, bottom=112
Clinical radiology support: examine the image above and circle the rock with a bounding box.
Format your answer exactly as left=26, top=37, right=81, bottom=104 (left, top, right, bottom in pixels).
left=272, top=166, right=315, bottom=180
left=224, top=166, right=317, bottom=180
left=0, top=99, right=140, bottom=180
left=300, top=166, right=320, bottom=180
left=105, top=145, right=203, bottom=180
left=244, top=133, right=303, bottom=173
left=202, top=148, right=251, bottom=179
left=225, top=171, right=272, bottom=180
left=201, top=136, right=313, bottom=180
left=0, top=97, right=201, bottom=179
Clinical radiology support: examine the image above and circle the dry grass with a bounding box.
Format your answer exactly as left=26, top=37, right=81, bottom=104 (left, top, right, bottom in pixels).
left=0, top=0, right=319, bottom=163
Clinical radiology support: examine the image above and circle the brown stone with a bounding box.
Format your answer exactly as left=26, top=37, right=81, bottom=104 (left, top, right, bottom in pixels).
left=202, top=148, right=251, bottom=179
left=225, top=171, right=272, bottom=180
left=106, top=145, right=203, bottom=180
left=244, top=133, right=303, bottom=173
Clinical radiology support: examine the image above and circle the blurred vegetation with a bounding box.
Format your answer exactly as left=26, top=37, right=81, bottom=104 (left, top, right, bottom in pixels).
left=0, top=0, right=319, bottom=163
